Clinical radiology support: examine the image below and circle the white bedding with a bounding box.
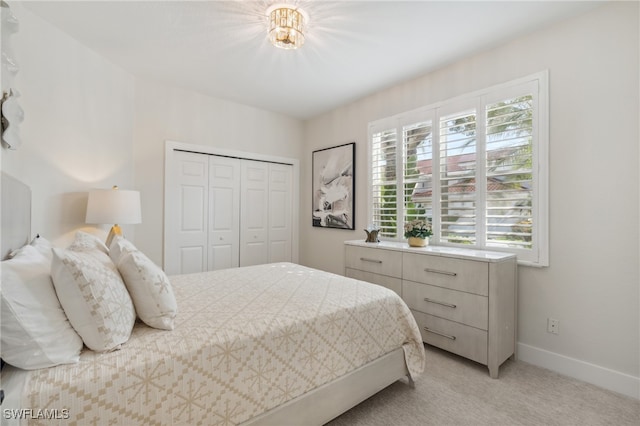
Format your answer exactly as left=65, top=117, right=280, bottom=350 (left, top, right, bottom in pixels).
left=1, top=263, right=425, bottom=425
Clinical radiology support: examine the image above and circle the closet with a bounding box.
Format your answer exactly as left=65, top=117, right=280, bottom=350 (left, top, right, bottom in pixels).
left=164, top=149, right=293, bottom=275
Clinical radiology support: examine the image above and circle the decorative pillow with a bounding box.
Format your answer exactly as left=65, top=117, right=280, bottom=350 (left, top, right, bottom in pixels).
left=109, top=236, right=137, bottom=265
left=110, top=237, right=177, bottom=330
left=68, top=230, right=109, bottom=254
left=1, top=245, right=83, bottom=369
left=51, top=234, right=136, bottom=352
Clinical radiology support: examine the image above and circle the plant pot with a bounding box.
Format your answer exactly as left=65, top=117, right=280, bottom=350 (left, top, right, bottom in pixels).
left=408, top=236, right=428, bottom=247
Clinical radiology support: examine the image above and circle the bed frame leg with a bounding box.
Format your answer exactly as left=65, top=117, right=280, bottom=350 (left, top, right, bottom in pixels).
left=406, top=374, right=415, bottom=388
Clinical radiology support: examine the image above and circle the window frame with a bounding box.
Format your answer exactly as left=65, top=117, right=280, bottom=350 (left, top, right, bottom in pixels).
left=367, top=71, right=549, bottom=266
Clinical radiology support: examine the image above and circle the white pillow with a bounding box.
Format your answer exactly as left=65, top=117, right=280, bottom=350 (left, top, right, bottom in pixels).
left=30, top=235, right=54, bottom=260
left=1, top=245, right=83, bottom=369
left=110, top=237, right=177, bottom=330
left=51, top=234, right=136, bottom=352
left=7, top=234, right=52, bottom=260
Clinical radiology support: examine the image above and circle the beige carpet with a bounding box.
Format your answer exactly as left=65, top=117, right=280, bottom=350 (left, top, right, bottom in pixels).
left=327, top=345, right=640, bottom=426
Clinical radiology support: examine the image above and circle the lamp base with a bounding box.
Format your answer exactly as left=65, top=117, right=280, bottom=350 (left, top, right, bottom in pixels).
left=106, top=224, right=123, bottom=248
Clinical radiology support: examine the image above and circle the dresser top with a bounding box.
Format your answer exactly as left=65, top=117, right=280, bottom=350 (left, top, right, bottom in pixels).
left=345, top=240, right=516, bottom=262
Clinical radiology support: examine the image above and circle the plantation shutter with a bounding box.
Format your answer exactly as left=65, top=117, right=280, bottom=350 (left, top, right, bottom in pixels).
left=371, top=128, right=398, bottom=238
left=485, top=95, right=534, bottom=249
left=439, top=109, right=477, bottom=244
left=403, top=121, right=433, bottom=227
left=367, top=72, right=547, bottom=265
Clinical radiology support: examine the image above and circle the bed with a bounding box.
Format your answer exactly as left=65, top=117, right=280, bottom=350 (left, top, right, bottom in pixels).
left=0, top=173, right=425, bottom=426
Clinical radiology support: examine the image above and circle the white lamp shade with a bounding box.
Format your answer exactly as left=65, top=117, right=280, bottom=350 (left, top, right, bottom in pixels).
left=86, top=188, right=141, bottom=225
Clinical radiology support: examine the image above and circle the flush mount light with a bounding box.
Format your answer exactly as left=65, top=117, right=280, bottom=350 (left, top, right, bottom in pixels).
left=267, top=4, right=308, bottom=50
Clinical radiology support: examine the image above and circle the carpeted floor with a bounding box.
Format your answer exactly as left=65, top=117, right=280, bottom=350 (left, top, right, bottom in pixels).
left=327, top=345, right=640, bottom=426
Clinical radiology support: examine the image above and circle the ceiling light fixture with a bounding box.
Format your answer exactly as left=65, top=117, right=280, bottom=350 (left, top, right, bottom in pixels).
left=267, top=4, right=307, bottom=50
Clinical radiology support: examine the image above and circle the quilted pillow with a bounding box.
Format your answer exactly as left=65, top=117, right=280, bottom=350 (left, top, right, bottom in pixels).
left=110, top=237, right=177, bottom=330
left=51, top=234, right=136, bottom=352
left=68, top=230, right=109, bottom=254
left=1, top=244, right=83, bottom=369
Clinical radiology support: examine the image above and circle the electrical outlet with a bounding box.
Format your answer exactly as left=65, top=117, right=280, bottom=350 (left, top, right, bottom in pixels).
left=547, top=318, right=559, bottom=335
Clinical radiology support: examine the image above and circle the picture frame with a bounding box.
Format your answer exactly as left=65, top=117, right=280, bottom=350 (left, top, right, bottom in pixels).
left=312, top=142, right=355, bottom=230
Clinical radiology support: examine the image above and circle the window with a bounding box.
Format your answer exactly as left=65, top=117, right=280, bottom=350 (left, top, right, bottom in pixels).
left=368, top=72, right=548, bottom=266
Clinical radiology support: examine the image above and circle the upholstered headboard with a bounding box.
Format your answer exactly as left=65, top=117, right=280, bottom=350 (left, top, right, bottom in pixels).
left=1, top=172, right=31, bottom=260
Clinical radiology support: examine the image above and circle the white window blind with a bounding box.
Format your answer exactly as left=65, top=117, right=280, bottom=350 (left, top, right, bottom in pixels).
left=485, top=95, right=534, bottom=250
left=368, top=72, right=549, bottom=266
left=439, top=109, right=477, bottom=245
left=371, top=128, right=398, bottom=238
left=403, top=121, right=433, bottom=228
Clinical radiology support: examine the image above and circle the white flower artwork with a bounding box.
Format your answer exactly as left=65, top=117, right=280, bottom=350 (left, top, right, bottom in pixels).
left=312, top=142, right=355, bottom=229
left=1, top=2, right=22, bottom=150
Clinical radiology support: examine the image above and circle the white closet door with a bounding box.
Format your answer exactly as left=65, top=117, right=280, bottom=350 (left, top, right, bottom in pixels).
left=240, top=160, right=269, bottom=267
left=268, top=163, right=293, bottom=263
left=165, top=151, right=209, bottom=275
left=208, top=156, right=240, bottom=270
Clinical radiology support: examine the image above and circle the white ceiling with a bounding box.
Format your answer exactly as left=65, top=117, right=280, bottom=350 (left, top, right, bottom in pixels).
left=24, top=1, right=604, bottom=119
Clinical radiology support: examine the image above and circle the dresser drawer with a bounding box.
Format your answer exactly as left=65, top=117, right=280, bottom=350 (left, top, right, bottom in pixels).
left=345, top=268, right=402, bottom=297
left=345, top=245, right=402, bottom=278
left=344, top=240, right=516, bottom=378
left=403, top=280, right=488, bottom=330
left=412, top=310, right=488, bottom=365
left=403, top=253, right=488, bottom=296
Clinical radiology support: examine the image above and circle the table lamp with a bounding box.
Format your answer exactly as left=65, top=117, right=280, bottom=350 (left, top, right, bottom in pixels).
left=86, top=186, right=141, bottom=247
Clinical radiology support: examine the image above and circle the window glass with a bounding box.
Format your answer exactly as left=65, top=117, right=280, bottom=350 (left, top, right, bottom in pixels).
left=439, top=110, right=477, bottom=245
left=485, top=95, right=533, bottom=249
left=371, top=129, right=398, bottom=238
left=368, top=73, right=548, bottom=265
left=403, top=121, right=433, bottom=229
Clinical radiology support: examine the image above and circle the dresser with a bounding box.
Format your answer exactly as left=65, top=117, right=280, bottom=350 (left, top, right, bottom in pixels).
left=344, top=240, right=517, bottom=378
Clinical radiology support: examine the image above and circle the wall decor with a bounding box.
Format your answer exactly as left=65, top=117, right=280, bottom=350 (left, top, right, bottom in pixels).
left=1, top=1, right=23, bottom=150
left=312, top=142, right=355, bottom=229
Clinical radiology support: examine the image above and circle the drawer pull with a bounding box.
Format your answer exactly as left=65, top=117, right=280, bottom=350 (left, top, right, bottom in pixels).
left=424, top=298, right=457, bottom=309
left=424, top=268, right=457, bottom=277
left=424, top=327, right=456, bottom=340
left=360, top=257, right=382, bottom=264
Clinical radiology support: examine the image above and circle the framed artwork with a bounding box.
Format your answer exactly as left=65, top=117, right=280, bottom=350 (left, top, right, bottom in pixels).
left=312, top=142, right=355, bottom=230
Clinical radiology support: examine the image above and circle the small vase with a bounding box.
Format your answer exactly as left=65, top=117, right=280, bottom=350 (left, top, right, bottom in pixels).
left=408, top=236, right=428, bottom=247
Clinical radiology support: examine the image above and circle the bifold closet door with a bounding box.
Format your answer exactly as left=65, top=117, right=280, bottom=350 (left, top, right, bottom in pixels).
left=268, top=163, right=293, bottom=263
left=240, top=160, right=269, bottom=267
left=239, top=161, right=293, bottom=266
left=166, top=150, right=294, bottom=273
left=165, top=151, right=209, bottom=275
left=208, top=156, right=240, bottom=270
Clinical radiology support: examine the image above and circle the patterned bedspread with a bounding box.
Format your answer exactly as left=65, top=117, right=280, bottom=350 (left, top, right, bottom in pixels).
left=3, top=263, right=425, bottom=425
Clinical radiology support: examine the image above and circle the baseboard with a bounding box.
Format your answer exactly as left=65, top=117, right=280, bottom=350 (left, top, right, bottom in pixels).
left=517, top=343, right=640, bottom=400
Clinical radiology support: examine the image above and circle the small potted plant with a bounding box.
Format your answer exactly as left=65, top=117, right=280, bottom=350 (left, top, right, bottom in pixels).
left=404, top=219, right=433, bottom=247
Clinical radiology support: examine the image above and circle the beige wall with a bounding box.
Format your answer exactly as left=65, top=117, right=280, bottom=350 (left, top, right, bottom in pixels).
left=301, top=2, right=639, bottom=396
left=1, top=2, right=135, bottom=247
left=131, top=78, right=304, bottom=265
left=3, top=3, right=303, bottom=265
